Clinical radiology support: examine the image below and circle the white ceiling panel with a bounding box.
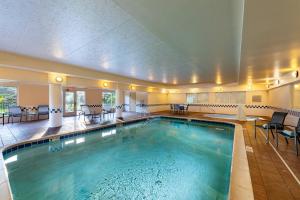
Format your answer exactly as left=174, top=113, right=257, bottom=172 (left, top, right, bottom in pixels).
left=3, top=0, right=298, bottom=85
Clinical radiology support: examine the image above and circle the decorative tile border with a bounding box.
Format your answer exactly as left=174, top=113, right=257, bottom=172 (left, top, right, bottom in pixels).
left=49, top=108, right=62, bottom=113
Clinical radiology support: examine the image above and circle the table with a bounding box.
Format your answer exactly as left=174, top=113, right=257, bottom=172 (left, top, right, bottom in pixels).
left=253, top=117, right=270, bottom=142
left=26, top=110, right=38, bottom=121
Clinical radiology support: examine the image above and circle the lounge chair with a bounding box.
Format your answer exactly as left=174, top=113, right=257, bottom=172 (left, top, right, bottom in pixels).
left=255, top=111, right=288, bottom=143
left=37, top=105, right=49, bottom=120
left=8, top=106, right=23, bottom=123
left=277, top=118, right=300, bottom=156
left=106, top=108, right=116, bottom=119
left=80, top=105, right=101, bottom=123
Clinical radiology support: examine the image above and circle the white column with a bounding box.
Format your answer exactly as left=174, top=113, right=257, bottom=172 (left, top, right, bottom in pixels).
left=49, top=83, right=63, bottom=127
left=237, top=104, right=246, bottom=121
left=115, top=88, right=124, bottom=119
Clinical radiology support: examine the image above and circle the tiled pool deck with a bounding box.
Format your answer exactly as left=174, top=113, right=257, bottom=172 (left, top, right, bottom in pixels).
left=1, top=111, right=299, bottom=200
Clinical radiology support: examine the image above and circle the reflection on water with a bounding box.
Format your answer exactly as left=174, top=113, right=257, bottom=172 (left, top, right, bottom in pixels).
left=4, top=118, right=234, bottom=200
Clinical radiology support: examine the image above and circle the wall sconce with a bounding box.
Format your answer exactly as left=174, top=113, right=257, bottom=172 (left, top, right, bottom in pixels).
left=292, top=70, right=299, bottom=78
left=217, top=87, right=223, bottom=92
left=55, top=76, right=63, bottom=83
left=103, top=82, right=108, bottom=88
left=130, top=85, right=136, bottom=90
left=247, top=84, right=253, bottom=91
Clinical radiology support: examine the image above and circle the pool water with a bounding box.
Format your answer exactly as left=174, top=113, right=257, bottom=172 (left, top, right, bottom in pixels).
left=4, top=118, right=234, bottom=200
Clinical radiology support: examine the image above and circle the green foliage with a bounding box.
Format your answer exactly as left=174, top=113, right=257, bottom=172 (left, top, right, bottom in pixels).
left=0, top=87, right=17, bottom=113
left=102, top=92, right=115, bottom=106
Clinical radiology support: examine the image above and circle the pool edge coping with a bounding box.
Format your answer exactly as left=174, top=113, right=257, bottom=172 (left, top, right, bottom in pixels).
left=0, top=115, right=254, bottom=200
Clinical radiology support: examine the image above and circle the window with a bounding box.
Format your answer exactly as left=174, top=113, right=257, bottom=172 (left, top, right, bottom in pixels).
left=102, top=91, right=116, bottom=110
left=64, top=91, right=75, bottom=113
left=0, top=86, right=17, bottom=113
left=215, top=92, right=245, bottom=104
left=186, top=93, right=197, bottom=104
left=198, top=93, right=209, bottom=103
left=186, top=93, right=209, bottom=104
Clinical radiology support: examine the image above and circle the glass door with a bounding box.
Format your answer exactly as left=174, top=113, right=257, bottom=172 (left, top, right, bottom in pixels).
left=102, top=90, right=116, bottom=110
left=76, top=91, right=86, bottom=115
left=64, top=91, right=75, bottom=116
left=64, top=90, right=86, bottom=116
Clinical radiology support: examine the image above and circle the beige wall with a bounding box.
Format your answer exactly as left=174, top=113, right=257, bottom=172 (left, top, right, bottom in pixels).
left=85, top=89, right=102, bottom=105
left=147, top=93, right=168, bottom=104
left=18, top=84, right=49, bottom=106
left=17, top=84, right=102, bottom=107
left=168, top=93, right=186, bottom=104
left=246, top=91, right=268, bottom=105
left=268, top=85, right=292, bottom=108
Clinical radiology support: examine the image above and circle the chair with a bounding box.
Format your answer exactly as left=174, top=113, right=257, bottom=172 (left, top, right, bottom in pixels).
left=255, top=111, right=288, bottom=143
left=170, top=104, right=174, bottom=113
left=179, top=105, right=185, bottom=114
left=80, top=105, right=99, bottom=123
left=106, top=108, right=116, bottom=119
left=174, top=104, right=180, bottom=113
left=37, top=105, right=49, bottom=120
left=277, top=118, right=300, bottom=156
left=184, top=104, right=189, bottom=114
left=8, top=106, right=23, bottom=123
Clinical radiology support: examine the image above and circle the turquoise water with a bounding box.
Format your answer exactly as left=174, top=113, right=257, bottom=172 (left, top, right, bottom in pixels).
left=4, top=118, right=234, bottom=200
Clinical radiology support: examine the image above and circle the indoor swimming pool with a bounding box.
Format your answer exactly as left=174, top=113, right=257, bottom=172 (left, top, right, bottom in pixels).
left=3, top=117, right=235, bottom=200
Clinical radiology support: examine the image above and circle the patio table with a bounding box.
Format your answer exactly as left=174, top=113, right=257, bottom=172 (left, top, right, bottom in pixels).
left=26, top=110, right=38, bottom=121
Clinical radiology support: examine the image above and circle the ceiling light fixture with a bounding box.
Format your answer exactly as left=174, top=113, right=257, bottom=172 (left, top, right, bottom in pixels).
left=103, top=82, right=108, bottom=87
left=55, top=76, right=63, bottom=83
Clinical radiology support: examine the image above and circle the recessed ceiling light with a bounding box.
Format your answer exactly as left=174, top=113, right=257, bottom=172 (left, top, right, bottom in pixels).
left=102, top=62, right=109, bottom=69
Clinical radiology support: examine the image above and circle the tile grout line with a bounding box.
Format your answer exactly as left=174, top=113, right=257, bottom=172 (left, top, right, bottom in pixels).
left=244, top=125, right=269, bottom=200
left=258, top=128, right=300, bottom=185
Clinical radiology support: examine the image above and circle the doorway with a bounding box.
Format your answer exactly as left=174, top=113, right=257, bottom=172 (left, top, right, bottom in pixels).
left=63, top=90, right=86, bottom=116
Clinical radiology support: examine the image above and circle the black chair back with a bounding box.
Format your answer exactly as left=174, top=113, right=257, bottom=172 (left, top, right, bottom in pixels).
left=8, top=106, right=22, bottom=116
left=296, top=118, right=300, bottom=134
left=270, top=112, right=288, bottom=127
left=38, top=105, right=49, bottom=114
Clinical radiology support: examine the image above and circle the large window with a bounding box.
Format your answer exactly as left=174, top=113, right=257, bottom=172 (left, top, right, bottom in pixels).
left=186, top=93, right=209, bottom=104
left=0, top=86, right=17, bottom=113
left=215, top=92, right=246, bottom=104
left=102, top=91, right=116, bottom=110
